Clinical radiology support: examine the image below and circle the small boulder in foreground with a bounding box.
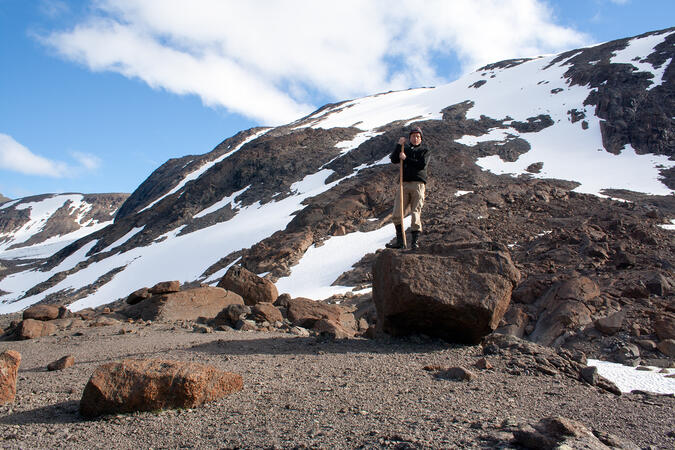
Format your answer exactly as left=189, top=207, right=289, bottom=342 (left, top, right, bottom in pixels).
left=79, top=359, right=243, bottom=417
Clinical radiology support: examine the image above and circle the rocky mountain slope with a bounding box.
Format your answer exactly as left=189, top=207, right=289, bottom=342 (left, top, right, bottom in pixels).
left=0, top=28, right=673, bottom=363
left=0, top=194, right=128, bottom=281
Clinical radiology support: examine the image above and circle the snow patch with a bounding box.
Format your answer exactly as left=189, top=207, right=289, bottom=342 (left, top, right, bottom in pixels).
left=588, top=359, right=675, bottom=395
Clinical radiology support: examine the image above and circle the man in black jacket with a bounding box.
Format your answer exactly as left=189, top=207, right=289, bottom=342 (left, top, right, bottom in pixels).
left=386, top=127, right=430, bottom=250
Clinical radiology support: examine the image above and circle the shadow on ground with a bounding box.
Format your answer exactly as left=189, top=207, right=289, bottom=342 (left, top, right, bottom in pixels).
left=0, top=401, right=80, bottom=425
left=188, top=335, right=468, bottom=356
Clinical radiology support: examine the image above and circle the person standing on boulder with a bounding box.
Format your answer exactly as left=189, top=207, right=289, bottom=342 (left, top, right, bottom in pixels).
left=386, top=127, right=430, bottom=250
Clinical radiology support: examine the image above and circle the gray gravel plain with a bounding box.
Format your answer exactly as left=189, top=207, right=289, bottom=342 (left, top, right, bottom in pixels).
left=1, top=320, right=674, bottom=449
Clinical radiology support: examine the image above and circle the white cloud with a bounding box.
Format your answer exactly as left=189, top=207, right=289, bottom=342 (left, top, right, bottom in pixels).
left=43, top=0, right=589, bottom=125
left=70, top=151, right=102, bottom=171
left=0, top=133, right=69, bottom=177
left=0, top=133, right=102, bottom=178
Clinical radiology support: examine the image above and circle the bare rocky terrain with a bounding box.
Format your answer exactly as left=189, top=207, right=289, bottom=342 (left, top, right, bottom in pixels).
left=0, top=317, right=673, bottom=449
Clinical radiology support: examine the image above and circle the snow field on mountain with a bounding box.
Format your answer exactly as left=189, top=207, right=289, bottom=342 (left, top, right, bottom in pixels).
left=0, top=194, right=112, bottom=259
left=0, top=165, right=353, bottom=312
left=99, top=226, right=145, bottom=254
left=610, top=31, right=674, bottom=90
left=275, top=216, right=411, bottom=299
left=308, top=33, right=673, bottom=197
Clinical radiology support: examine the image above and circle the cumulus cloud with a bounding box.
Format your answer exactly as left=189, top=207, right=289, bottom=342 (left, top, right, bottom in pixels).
left=0, top=133, right=101, bottom=177
left=43, top=0, right=590, bottom=125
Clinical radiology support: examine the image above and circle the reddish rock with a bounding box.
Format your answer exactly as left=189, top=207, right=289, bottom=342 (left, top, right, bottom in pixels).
left=213, top=304, right=251, bottom=327
left=657, top=339, right=675, bottom=358
left=122, top=287, right=244, bottom=321
left=79, top=359, right=243, bottom=417
left=0, top=350, right=21, bottom=404
left=286, top=297, right=343, bottom=328
left=217, top=265, right=278, bottom=306
left=513, top=416, right=635, bottom=449
left=529, top=277, right=597, bottom=346
left=48, top=355, right=75, bottom=371
left=16, top=319, right=57, bottom=340
left=250, top=303, right=283, bottom=323
left=75, top=309, right=96, bottom=320
left=149, top=280, right=181, bottom=295
left=438, top=366, right=477, bottom=381
left=594, top=310, right=626, bottom=335
left=126, top=287, right=151, bottom=305
left=312, top=319, right=355, bottom=339
left=23, top=304, right=60, bottom=321
left=496, top=306, right=529, bottom=338
left=475, top=358, right=493, bottom=370
left=653, top=316, right=675, bottom=341
left=373, top=243, right=520, bottom=344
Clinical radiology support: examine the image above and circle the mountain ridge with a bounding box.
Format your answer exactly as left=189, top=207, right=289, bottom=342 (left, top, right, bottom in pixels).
left=0, top=27, right=673, bottom=315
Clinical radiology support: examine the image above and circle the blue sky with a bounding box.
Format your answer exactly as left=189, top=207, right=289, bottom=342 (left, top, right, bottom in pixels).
left=0, top=0, right=673, bottom=199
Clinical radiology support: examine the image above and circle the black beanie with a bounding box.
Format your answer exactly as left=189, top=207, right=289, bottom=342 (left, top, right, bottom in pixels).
left=409, top=127, right=423, bottom=138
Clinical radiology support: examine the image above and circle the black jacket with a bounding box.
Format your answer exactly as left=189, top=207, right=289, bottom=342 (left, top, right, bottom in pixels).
left=390, top=143, right=431, bottom=183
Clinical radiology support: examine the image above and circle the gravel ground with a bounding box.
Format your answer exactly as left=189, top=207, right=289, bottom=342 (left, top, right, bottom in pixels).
left=1, top=321, right=674, bottom=449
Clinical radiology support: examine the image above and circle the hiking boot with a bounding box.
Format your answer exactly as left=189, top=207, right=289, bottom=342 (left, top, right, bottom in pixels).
left=410, top=230, right=420, bottom=250
left=385, top=224, right=405, bottom=249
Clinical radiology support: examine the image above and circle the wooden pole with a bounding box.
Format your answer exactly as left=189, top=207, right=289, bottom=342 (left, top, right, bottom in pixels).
left=399, top=143, right=407, bottom=248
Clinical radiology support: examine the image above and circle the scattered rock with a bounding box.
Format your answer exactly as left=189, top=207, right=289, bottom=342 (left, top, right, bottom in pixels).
left=290, top=326, right=310, bottom=337
left=529, top=277, right=597, bottom=346
left=580, top=366, right=598, bottom=385
left=513, top=416, right=637, bottom=449
left=437, top=366, right=476, bottom=382
left=250, top=303, right=283, bottom=323
left=16, top=319, right=57, bottom=340
left=286, top=297, right=343, bottom=328
left=475, top=358, right=493, bottom=370
left=0, top=350, right=21, bottom=404
left=47, top=355, right=75, bottom=371
left=373, top=242, right=520, bottom=344
left=217, top=265, right=278, bottom=305
left=657, top=339, right=675, bottom=358
left=235, top=319, right=257, bottom=331
left=213, top=304, right=252, bottom=327
left=653, top=316, right=675, bottom=341
left=312, top=319, right=355, bottom=339
left=126, top=287, right=152, bottom=305
left=79, top=359, right=243, bottom=417
left=23, top=305, right=60, bottom=321
left=612, top=343, right=641, bottom=366
left=193, top=324, right=213, bottom=333
left=149, top=280, right=181, bottom=295
left=594, top=310, right=626, bottom=335
left=122, top=287, right=244, bottom=321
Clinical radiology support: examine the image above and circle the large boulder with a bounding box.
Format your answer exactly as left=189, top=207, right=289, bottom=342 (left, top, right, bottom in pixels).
left=121, top=287, right=243, bottom=321
left=285, top=297, right=343, bottom=328
left=0, top=350, right=21, bottom=405
left=23, top=305, right=60, bottom=321
left=372, top=242, right=520, bottom=344
left=16, top=319, right=58, bottom=340
left=529, top=277, right=597, bottom=346
left=79, top=359, right=243, bottom=417
left=217, top=265, right=278, bottom=305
